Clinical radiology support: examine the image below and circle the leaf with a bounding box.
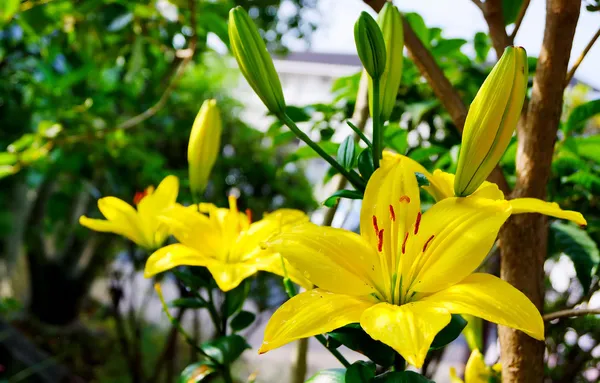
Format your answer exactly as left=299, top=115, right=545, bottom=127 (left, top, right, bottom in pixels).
left=337, top=136, right=356, bottom=170
left=565, top=99, right=600, bottom=134
left=384, top=126, right=408, bottom=155
left=329, top=324, right=395, bottom=367
left=323, top=190, right=364, bottom=208
left=224, top=279, right=250, bottom=318
left=200, top=335, right=250, bottom=365
left=178, top=362, right=216, bottom=382
left=358, top=149, right=375, bottom=181
left=107, top=12, right=133, bottom=32
left=306, top=369, right=347, bottom=383
left=169, top=297, right=207, bottom=309
left=550, top=222, right=600, bottom=293
left=430, top=314, right=467, bottom=349
left=414, top=172, right=430, bottom=187
left=404, top=13, right=429, bottom=46
left=286, top=142, right=339, bottom=163
left=0, top=0, right=19, bottom=25
left=230, top=310, right=255, bottom=332
left=345, top=361, right=376, bottom=383
left=502, top=0, right=524, bottom=25
left=7, top=134, right=36, bottom=153
left=474, top=32, right=491, bottom=63
left=173, top=269, right=210, bottom=290
left=404, top=101, right=439, bottom=127
left=0, top=153, right=18, bottom=166
left=373, top=371, right=434, bottom=383
left=431, top=38, right=467, bottom=57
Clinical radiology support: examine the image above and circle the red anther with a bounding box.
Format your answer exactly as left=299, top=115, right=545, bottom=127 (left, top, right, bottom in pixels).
left=377, top=229, right=385, bottom=252
left=372, top=215, right=379, bottom=235
left=389, top=205, right=396, bottom=221
left=423, top=235, right=435, bottom=252
left=402, top=232, right=409, bottom=254
left=245, top=208, right=253, bottom=224
left=399, top=195, right=411, bottom=203
left=133, top=190, right=147, bottom=205
left=414, top=212, right=422, bottom=234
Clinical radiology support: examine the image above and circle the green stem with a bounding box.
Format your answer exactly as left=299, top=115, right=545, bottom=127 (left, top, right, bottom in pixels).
left=279, top=114, right=366, bottom=191
left=372, top=77, right=382, bottom=169
left=205, top=289, right=224, bottom=336
left=393, top=353, right=406, bottom=372
left=221, top=366, right=234, bottom=383
left=346, top=120, right=372, bottom=147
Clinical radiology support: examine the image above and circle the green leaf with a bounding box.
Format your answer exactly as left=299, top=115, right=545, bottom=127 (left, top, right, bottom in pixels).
left=404, top=13, right=429, bottom=46
left=474, top=32, right=491, bottom=63
left=224, top=279, right=250, bottom=318
left=373, top=371, right=434, bottom=383
left=305, top=369, right=347, bottom=383
left=7, top=134, right=36, bottom=153
left=345, top=361, right=375, bottom=383
left=384, top=126, right=408, bottom=155
left=0, top=153, right=18, bottom=166
left=358, top=149, right=375, bottom=181
left=173, top=269, right=210, bottom=290
left=430, top=314, right=467, bottom=349
left=329, top=324, right=394, bottom=367
left=178, top=362, right=216, bottom=383
left=323, top=189, right=364, bottom=208
left=230, top=310, right=256, bottom=332
left=286, top=142, right=339, bottom=163
left=169, top=297, right=207, bottom=309
left=431, top=38, right=467, bottom=57
left=502, top=0, right=524, bottom=25
left=415, top=172, right=430, bottom=187
left=0, top=165, right=18, bottom=180
left=0, top=0, right=19, bottom=25
left=200, top=335, right=250, bottom=365
left=565, top=99, right=600, bottom=134
left=337, top=136, right=356, bottom=170
left=550, top=222, right=600, bottom=293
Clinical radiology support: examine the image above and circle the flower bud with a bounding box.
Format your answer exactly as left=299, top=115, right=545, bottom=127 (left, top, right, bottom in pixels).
left=228, top=7, right=286, bottom=115
left=369, top=3, right=404, bottom=122
left=188, top=99, right=222, bottom=196
left=354, top=11, right=387, bottom=80
left=454, top=46, right=528, bottom=196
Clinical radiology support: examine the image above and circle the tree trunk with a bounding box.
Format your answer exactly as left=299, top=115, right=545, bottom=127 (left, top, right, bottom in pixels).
left=498, top=1, right=580, bottom=382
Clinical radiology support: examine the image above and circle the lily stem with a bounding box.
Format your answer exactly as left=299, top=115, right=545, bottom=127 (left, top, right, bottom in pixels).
left=279, top=114, right=366, bottom=191
left=371, top=77, right=382, bottom=169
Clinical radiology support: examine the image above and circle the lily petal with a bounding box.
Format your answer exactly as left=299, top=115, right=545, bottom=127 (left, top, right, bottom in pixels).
left=252, top=251, right=312, bottom=290
left=266, top=223, right=385, bottom=297
left=420, top=273, right=544, bottom=341
left=360, top=301, right=451, bottom=368
left=465, top=349, right=490, bottom=383
left=207, top=262, right=260, bottom=292
left=260, top=289, right=375, bottom=353
left=510, top=198, right=586, bottom=226
left=97, top=197, right=149, bottom=247
left=404, top=197, right=511, bottom=294
left=144, top=244, right=214, bottom=278
left=422, top=169, right=505, bottom=201
left=78, top=216, right=139, bottom=242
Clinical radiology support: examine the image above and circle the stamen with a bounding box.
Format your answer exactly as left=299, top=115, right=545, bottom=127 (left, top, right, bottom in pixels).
left=402, top=232, right=409, bottom=254
left=228, top=195, right=238, bottom=214
left=372, top=215, right=379, bottom=235
left=423, top=235, right=435, bottom=252
left=414, top=212, right=422, bottom=234
left=377, top=229, right=384, bottom=252
left=245, top=208, right=253, bottom=224
left=133, top=186, right=153, bottom=205
left=399, top=195, right=411, bottom=203
left=389, top=205, right=396, bottom=221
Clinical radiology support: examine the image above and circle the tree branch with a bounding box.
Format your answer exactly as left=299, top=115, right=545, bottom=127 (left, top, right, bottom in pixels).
left=480, top=0, right=511, bottom=58
left=565, top=26, right=600, bottom=87
left=509, top=0, right=531, bottom=41
left=544, top=308, right=600, bottom=321
left=471, top=0, right=484, bottom=11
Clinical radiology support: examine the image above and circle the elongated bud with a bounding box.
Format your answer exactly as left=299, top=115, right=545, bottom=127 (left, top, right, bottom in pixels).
left=368, top=3, right=404, bottom=122
left=228, top=7, right=286, bottom=115
left=188, top=99, right=222, bottom=196
left=354, top=11, right=387, bottom=80
left=454, top=46, right=528, bottom=196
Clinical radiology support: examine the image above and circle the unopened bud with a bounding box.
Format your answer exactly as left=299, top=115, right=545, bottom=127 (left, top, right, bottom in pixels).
left=354, top=11, right=387, bottom=80
left=188, top=99, right=222, bottom=196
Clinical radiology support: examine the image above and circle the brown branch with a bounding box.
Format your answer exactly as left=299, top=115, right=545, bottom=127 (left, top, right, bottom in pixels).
left=509, top=0, right=531, bottom=41
left=565, top=27, right=600, bottom=87
left=471, top=0, right=484, bottom=11
left=480, top=0, right=511, bottom=58
left=498, top=1, right=581, bottom=382
left=544, top=308, right=600, bottom=321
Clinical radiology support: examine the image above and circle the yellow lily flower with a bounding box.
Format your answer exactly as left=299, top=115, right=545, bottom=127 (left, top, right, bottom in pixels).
left=449, top=349, right=502, bottom=383
left=144, top=196, right=311, bottom=292
left=383, top=152, right=587, bottom=226
left=259, top=155, right=544, bottom=368
left=80, top=175, right=179, bottom=250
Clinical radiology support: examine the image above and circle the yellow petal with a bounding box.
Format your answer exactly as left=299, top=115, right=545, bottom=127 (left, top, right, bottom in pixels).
left=421, top=273, right=544, bottom=341
left=207, top=262, right=259, bottom=292
left=151, top=175, right=179, bottom=208
left=260, top=289, right=375, bottom=353
left=449, top=367, right=465, bottom=383
left=360, top=301, right=451, bottom=368
left=97, top=197, right=149, bottom=247
left=422, top=170, right=505, bottom=201
left=266, top=223, right=385, bottom=298
left=144, top=244, right=214, bottom=278
left=79, top=216, right=131, bottom=238
left=361, top=152, right=421, bottom=293
left=403, top=197, right=511, bottom=294
left=465, top=349, right=490, bottom=383
left=252, top=251, right=312, bottom=290
left=510, top=198, right=586, bottom=226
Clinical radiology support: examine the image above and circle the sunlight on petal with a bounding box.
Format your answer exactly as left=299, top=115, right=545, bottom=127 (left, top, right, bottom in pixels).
left=144, top=244, right=214, bottom=278
left=510, top=198, right=586, bottom=226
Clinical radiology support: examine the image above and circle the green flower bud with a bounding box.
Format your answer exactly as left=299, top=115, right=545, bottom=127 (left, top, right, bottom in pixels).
left=354, top=11, right=387, bottom=80
left=228, top=6, right=286, bottom=115
left=188, top=99, right=222, bottom=196
left=369, top=3, right=404, bottom=122
left=454, top=46, right=528, bottom=196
